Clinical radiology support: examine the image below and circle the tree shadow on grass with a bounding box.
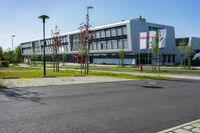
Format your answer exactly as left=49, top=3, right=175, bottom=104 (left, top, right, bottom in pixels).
left=0, top=88, right=46, bottom=105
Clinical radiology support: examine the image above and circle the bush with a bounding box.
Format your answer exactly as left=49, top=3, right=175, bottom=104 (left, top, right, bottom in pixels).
left=100, top=62, right=106, bottom=65
left=0, top=61, right=9, bottom=67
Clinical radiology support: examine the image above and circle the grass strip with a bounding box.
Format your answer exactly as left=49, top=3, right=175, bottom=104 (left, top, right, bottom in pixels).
left=89, top=71, right=174, bottom=80
left=0, top=70, right=77, bottom=79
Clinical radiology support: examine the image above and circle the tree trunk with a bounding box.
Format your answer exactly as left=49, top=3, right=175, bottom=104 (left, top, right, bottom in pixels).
left=188, top=57, right=191, bottom=69
left=86, top=55, right=89, bottom=75
left=53, top=59, right=55, bottom=72
left=86, top=44, right=90, bottom=75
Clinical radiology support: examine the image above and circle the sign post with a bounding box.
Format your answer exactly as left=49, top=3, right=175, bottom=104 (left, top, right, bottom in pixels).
left=139, top=32, right=147, bottom=66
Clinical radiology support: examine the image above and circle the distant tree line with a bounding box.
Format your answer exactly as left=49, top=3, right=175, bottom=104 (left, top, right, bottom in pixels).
left=0, top=45, right=23, bottom=64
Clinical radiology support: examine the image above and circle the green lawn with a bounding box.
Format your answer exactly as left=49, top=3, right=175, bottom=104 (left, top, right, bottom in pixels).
left=89, top=71, right=173, bottom=80
left=0, top=70, right=77, bottom=79
left=19, top=62, right=200, bottom=75
left=0, top=66, right=173, bottom=80
left=5, top=63, right=200, bottom=76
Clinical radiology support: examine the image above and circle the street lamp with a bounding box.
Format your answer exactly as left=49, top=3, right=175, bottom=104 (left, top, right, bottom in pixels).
left=12, top=35, right=15, bottom=65
left=38, top=15, right=49, bottom=78
left=86, top=6, right=93, bottom=26
left=86, top=6, right=93, bottom=74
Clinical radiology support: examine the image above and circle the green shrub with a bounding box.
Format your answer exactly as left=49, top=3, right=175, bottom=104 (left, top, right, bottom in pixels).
left=0, top=61, right=9, bottom=67
left=100, top=62, right=106, bottom=65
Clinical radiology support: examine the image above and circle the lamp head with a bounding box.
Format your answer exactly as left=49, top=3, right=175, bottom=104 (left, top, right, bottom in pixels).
left=87, top=6, right=93, bottom=9
left=38, top=15, right=49, bottom=20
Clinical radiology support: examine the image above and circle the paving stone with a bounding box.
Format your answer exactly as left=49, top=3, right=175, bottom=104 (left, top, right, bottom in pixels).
left=192, top=123, right=200, bottom=128
left=158, top=120, right=200, bottom=133
left=174, top=129, right=192, bottom=133
left=183, top=126, right=194, bottom=130
left=191, top=128, right=200, bottom=133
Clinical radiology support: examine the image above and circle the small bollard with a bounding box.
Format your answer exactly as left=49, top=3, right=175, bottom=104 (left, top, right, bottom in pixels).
left=140, top=64, right=143, bottom=72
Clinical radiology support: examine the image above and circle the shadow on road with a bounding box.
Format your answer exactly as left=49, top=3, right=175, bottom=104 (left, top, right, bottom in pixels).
left=141, top=85, right=163, bottom=89
left=0, top=88, right=46, bottom=104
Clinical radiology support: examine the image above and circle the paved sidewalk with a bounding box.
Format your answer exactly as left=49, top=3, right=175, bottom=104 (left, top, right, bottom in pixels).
left=158, top=119, right=200, bottom=133
left=0, top=76, right=131, bottom=88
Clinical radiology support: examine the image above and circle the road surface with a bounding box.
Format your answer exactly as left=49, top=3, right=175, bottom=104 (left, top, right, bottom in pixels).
left=1, top=79, right=200, bottom=133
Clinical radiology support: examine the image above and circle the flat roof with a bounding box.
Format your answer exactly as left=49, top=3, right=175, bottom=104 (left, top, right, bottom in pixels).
left=21, top=20, right=131, bottom=44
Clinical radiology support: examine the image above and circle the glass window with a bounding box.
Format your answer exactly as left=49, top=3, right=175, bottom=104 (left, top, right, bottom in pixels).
left=100, top=43, right=103, bottom=50
left=63, top=45, right=67, bottom=51
left=111, top=28, right=117, bottom=37
left=40, top=41, right=44, bottom=46
left=61, top=46, right=64, bottom=52
left=118, top=39, right=123, bottom=49
left=122, top=26, right=127, bottom=35
left=100, top=41, right=106, bottom=50
left=106, top=29, right=111, bottom=37
left=96, top=31, right=101, bottom=38
left=117, top=27, right=122, bottom=36
left=97, top=42, right=101, bottom=50
left=123, top=39, right=128, bottom=48
left=107, top=40, right=112, bottom=49
left=93, top=42, right=97, bottom=50
left=46, top=47, right=48, bottom=53
left=64, top=36, right=68, bottom=42
left=112, top=40, right=118, bottom=49
left=101, top=30, right=105, bottom=38
left=103, top=41, right=107, bottom=50
left=89, top=43, right=93, bottom=50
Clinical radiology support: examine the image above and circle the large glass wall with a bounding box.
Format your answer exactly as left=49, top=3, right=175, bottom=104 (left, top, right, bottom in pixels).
left=92, top=25, right=128, bottom=50
left=70, top=25, right=128, bottom=52
left=32, top=41, right=40, bottom=54
left=22, top=25, right=128, bottom=55
left=70, top=34, right=80, bottom=51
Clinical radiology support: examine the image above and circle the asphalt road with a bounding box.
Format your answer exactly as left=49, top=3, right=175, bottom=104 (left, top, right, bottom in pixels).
left=1, top=79, right=200, bottom=133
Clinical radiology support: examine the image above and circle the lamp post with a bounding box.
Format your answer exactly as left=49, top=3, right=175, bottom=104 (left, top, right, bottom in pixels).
left=86, top=6, right=93, bottom=74
left=38, top=15, right=49, bottom=78
left=12, top=35, right=15, bottom=65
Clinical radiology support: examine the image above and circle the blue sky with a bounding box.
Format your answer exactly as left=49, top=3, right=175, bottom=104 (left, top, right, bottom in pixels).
left=0, top=0, right=200, bottom=49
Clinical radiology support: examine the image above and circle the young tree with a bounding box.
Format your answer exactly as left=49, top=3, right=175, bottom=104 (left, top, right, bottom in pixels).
left=79, top=44, right=87, bottom=74
left=62, top=54, right=69, bottom=66
left=31, top=53, right=36, bottom=65
left=149, top=32, right=159, bottom=71
left=79, top=23, right=94, bottom=75
left=78, top=7, right=94, bottom=75
left=118, top=47, right=125, bottom=67
left=178, top=40, right=194, bottom=69
left=51, top=26, right=62, bottom=72
left=40, top=55, right=44, bottom=65
left=25, top=55, right=31, bottom=64
left=0, top=46, right=3, bottom=61
left=14, top=45, right=22, bottom=64
left=51, top=52, right=56, bottom=71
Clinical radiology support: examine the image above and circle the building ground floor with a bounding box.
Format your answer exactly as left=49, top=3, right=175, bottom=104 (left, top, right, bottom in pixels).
left=91, top=53, right=176, bottom=65
left=24, top=52, right=177, bottom=66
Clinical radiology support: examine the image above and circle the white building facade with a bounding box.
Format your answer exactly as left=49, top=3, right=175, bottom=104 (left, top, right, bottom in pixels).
left=21, top=17, right=180, bottom=65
